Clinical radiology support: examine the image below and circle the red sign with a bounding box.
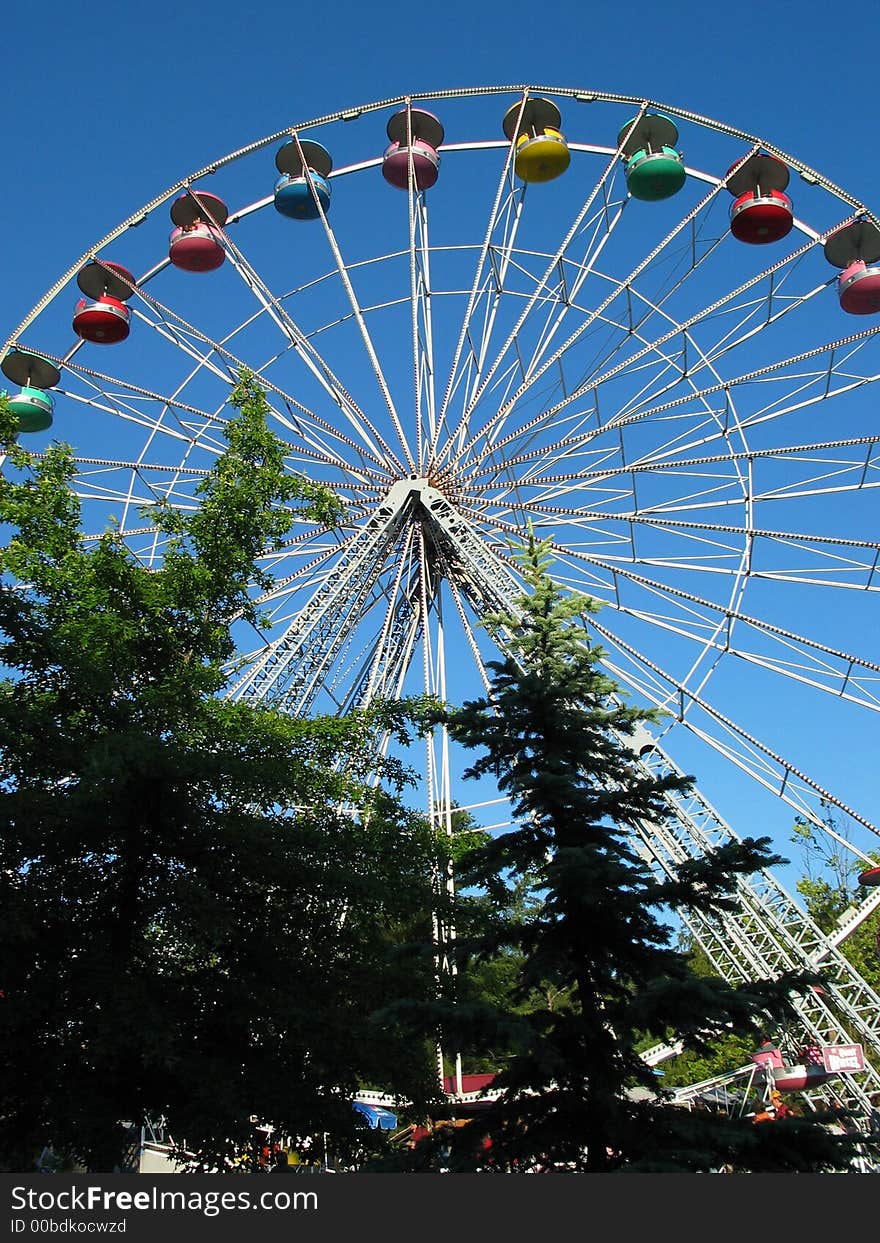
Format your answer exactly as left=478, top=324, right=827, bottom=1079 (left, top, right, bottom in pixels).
left=821, top=1043, right=865, bottom=1074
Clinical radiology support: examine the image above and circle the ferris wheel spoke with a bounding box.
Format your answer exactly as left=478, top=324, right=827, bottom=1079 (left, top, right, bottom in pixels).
left=49, top=357, right=385, bottom=505
left=601, top=241, right=834, bottom=409
left=470, top=441, right=880, bottom=543
left=199, top=235, right=405, bottom=472
left=446, top=150, right=755, bottom=474
left=386, top=104, right=442, bottom=473
left=409, top=188, right=429, bottom=470
left=462, top=326, right=880, bottom=498
left=86, top=263, right=396, bottom=474
left=500, top=499, right=880, bottom=589
left=604, top=334, right=880, bottom=461
left=460, top=290, right=807, bottom=485
left=21, top=346, right=227, bottom=441
left=454, top=217, right=721, bottom=467
left=416, top=524, right=441, bottom=829
left=283, top=132, right=416, bottom=474
left=453, top=194, right=532, bottom=415
left=429, top=95, right=530, bottom=465
left=461, top=201, right=636, bottom=460
left=441, top=108, right=655, bottom=465
left=449, top=189, right=629, bottom=455
left=467, top=502, right=880, bottom=705
left=469, top=454, right=767, bottom=495
left=457, top=210, right=856, bottom=477
left=439, top=181, right=641, bottom=467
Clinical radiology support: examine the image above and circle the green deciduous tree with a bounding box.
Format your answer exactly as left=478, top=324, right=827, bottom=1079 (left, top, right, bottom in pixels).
left=0, top=376, right=441, bottom=1172
left=790, top=804, right=880, bottom=995
left=382, top=534, right=866, bottom=1173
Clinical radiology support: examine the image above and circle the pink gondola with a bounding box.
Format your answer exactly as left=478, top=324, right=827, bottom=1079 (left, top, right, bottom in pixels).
left=168, top=191, right=228, bottom=272
left=824, top=219, right=880, bottom=315
left=382, top=108, right=444, bottom=191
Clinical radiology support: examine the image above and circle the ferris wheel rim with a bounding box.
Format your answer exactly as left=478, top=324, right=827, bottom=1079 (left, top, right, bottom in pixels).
left=3, top=84, right=880, bottom=861
left=4, top=81, right=880, bottom=359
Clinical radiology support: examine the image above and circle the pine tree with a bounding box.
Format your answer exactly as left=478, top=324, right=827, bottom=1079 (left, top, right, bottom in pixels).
left=399, top=533, right=867, bottom=1172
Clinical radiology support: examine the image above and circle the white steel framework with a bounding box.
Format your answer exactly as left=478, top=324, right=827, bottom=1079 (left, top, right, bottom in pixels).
left=3, top=85, right=880, bottom=1115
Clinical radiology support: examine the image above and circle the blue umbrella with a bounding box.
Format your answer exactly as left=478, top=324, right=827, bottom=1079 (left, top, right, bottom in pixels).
left=352, top=1101, right=398, bottom=1130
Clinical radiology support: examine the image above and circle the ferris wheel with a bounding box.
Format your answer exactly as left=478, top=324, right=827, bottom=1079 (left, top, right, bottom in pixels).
left=3, top=84, right=880, bottom=1116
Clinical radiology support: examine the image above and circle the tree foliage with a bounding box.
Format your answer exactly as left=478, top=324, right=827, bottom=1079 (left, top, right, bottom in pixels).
left=790, top=804, right=880, bottom=995
left=0, top=376, right=442, bottom=1172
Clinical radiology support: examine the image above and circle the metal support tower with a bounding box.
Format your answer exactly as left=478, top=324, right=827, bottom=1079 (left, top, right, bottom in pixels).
left=235, top=478, right=880, bottom=1113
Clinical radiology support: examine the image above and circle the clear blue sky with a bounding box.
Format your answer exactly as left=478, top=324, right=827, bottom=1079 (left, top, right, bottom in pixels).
left=2, top=0, right=879, bottom=886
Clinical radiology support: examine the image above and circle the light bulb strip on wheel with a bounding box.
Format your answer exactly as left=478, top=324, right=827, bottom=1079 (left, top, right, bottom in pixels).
left=482, top=487, right=880, bottom=554
left=493, top=501, right=880, bottom=600
left=6, top=84, right=878, bottom=367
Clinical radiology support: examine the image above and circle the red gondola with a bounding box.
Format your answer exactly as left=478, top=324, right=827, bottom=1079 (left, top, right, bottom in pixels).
left=727, top=153, right=793, bottom=245
left=72, top=261, right=135, bottom=344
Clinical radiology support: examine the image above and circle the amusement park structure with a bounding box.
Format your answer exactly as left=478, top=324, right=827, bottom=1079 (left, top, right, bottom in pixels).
left=3, top=85, right=880, bottom=1123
